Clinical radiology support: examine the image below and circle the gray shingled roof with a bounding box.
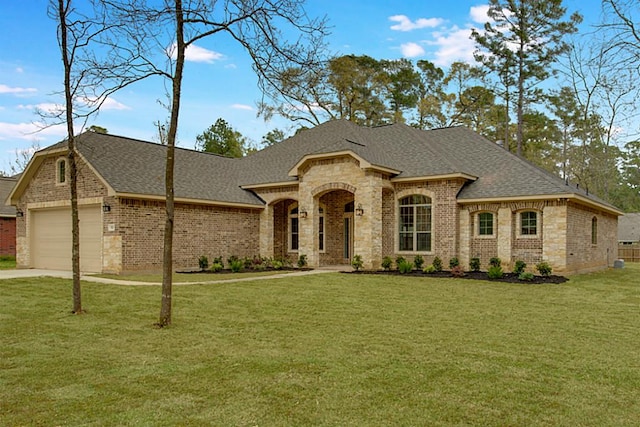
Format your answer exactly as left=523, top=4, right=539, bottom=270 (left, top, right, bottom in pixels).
left=618, top=213, right=640, bottom=242
left=34, top=120, right=618, bottom=211
left=0, top=176, right=17, bottom=216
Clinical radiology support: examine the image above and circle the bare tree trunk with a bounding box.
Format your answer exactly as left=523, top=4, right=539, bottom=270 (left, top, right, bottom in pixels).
left=158, top=0, right=185, bottom=327
left=58, top=0, right=82, bottom=314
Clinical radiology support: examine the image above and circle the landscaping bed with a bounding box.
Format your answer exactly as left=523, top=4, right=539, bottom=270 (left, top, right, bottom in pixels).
left=344, top=269, right=568, bottom=284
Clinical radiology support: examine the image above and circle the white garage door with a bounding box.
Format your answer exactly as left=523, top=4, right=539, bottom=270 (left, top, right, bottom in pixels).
left=31, top=206, right=102, bottom=272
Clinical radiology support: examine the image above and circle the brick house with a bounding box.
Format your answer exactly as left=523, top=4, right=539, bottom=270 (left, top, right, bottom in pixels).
left=0, top=176, right=17, bottom=257
left=8, top=120, right=621, bottom=274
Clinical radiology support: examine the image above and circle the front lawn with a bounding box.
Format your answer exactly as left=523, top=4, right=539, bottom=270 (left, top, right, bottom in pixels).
left=1, top=265, right=639, bottom=425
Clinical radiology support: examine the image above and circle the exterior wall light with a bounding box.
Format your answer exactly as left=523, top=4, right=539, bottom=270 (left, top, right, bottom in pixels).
left=299, top=207, right=307, bottom=219
left=355, top=204, right=364, bottom=216
left=102, top=203, right=111, bottom=213
left=16, top=209, right=24, bottom=217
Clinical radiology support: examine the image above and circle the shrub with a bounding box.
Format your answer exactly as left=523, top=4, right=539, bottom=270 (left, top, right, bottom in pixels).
left=469, top=257, right=481, bottom=272
left=210, top=262, right=223, bottom=273
left=432, top=256, right=443, bottom=272
left=243, top=257, right=253, bottom=269
left=519, top=272, right=535, bottom=281
left=449, top=257, right=460, bottom=269
left=513, top=260, right=527, bottom=275
left=213, top=256, right=224, bottom=269
left=413, top=255, right=424, bottom=270
left=352, top=255, right=364, bottom=271
left=487, top=265, right=503, bottom=279
left=230, top=259, right=244, bottom=273
left=423, top=265, right=436, bottom=274
left=297, top=254, right=308, bottom=268
left=489, top=257, right=501, bottom=268
left=272, top=260, right=283, bottom=270
left=251, top=256, right=264, bottom=269
left=381, top=256, right=393, bottom=271
left=450, top=265, right=465, bottom=277
left=253, top=263, right=266, bottom=271
left=398, top=260, right=414, bottom=274
left=536, top=261, right=553, bottom=277
left=395, top=256, right=406, bottom=270
left=227, top=255, right=239, bottom=267
left=198, top=255, right=209, bottom=270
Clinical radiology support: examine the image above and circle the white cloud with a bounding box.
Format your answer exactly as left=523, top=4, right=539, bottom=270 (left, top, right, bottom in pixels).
left=18, top=103, right=64, bottom=114
left=167, top=42, right=224, bottom=63
left=428, top=26, right=477, bottom=66
left=0, top=121, right=67, bottom=141
left=232, top=104, right=253, bottom=111
left=389, top=15, right=443, bottom=32
left=400, top=42, right=426, bottom=58
left=0, top=84, right=36, bottom=95
left=99, top=97, right=130, bottom=111
left=470, top=5, right=491, bottom=24
left=15, top=67, right=24, bottom=73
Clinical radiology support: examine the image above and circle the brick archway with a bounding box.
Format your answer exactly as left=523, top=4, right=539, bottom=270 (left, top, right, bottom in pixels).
left=311, top=182, right=356, bottom=197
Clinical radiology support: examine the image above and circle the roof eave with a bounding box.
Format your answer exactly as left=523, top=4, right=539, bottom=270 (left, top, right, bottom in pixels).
left=115, top=192, right=264, bottom=209
left=240, top=181, right=299, bottom=190
left=287, top=150, right=401, bottom=177
left=392, top=173, right=478, bottom=183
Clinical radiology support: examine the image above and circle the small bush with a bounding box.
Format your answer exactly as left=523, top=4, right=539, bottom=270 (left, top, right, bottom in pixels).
left=243, top=257, right=253, bottom=269
left=381, top=256, right=393, bottom=271
left=210, top=262, right=223, bottom=273
left=398, top=260, right=414, bottom=274
left=272, top=260, right=284, bottom=270
left=227, top=255, right=239, bottom=267
left=198, top=255, right=209, bottom=270
left=450, top=265, right=465, bottom=277
left=487, top=265, right=503, bottom=279
left=489, top=257, right=501, bottom=268
left=519, top=272, right=535, bottom=281
left=513, top=260, right=527, bottom=275
left=352, top=255, right=364, bottom=271
left=395, top=256, right=406, bottom=270
left=213, top=256, right=224, bottom=269
left=423, top=265, right=436, bottom=274
left=432, top=256, right=443, bottom=272
left=297, top=254, right=307, bottom=268
left=449, top=257, right=460, bottom=269
left=469, top=257, right=481, bottom=272
left=230, top=259, right=244, bottom=273
left=413, top=255, right=424, bottom=270
left=536, top=261, right=553, bottom=277
left=251, top=257, right=264, bottom=269
left=253, top=263, right=266, bottom=271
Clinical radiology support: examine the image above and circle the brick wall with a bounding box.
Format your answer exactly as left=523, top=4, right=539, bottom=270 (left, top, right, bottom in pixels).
left=0, top=217, right=16, bottom=257
left=565, top=202, right=617, bottom=273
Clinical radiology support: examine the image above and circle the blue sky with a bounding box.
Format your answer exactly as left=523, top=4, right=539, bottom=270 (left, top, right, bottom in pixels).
left=0, top=0, right=602, bottom=173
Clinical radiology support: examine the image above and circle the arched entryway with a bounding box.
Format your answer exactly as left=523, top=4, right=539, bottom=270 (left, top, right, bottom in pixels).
left=317, top=190, right=354, bottom=266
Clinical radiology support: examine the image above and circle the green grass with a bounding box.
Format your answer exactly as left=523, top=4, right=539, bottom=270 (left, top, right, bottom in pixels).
left=92, top=269, right=295, bottom=283
left=0, top=256, right=16, bottom=270
left=2, top=265, right=640, bottom=426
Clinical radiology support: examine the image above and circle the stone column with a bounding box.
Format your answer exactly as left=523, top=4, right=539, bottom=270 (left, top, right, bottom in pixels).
left=459, top=208, right=470, bottom=269
left=497, top=207, right=512, bottom=267
left=542, top=205, right=567, bottom=273
left=298, top=193, right=317, bottom=267
left=354, top=180, right=383, bottom=270
left=259, top=205, right=274, bottom=259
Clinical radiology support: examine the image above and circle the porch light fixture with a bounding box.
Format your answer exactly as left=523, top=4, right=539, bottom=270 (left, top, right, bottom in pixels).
left=15, top=209, right=24, bottom=217
left=102, top=203, right=111, bottom=213
left=299, top=207, right=308, bottom=219
left=355, top=203, right=364, bottom=216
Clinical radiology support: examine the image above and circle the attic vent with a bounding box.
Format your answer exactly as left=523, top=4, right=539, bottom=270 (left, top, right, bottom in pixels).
left=345, top=139, right=366, bottom=147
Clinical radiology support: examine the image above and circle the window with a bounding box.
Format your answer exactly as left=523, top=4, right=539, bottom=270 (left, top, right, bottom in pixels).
left=478, top=212, right=494, bottom=236
left=56, top=158, right=67, bottom=184
left=592, top=217, right=598, bottom=245
left=318, top=206, right=325, bottom=252
left=520, top=211, right=538, bottom=236
left=289, top=205, right=299, bottom=252
left=399, top=195, right=432, bottom=252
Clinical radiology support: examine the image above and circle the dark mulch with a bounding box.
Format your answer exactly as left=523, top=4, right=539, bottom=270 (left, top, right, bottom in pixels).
left=344, top=269, right=568, bottom=284
left=176, top=267, right=313, bottom=274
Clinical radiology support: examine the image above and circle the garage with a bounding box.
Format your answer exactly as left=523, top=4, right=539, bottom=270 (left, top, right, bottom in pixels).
left=30, top=205, right=102, bottom=272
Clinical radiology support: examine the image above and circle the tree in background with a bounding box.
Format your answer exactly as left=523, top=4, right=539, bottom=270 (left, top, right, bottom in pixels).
left=472, top=0, right=582, bottom=156
left=196, top=118, right=246, bottom=157
left=261, top=128, right=287, bottom=147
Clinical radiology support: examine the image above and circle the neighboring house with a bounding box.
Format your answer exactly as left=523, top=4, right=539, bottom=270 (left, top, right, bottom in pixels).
left=0, top=175, right=17, bottom=257
left=618, top=213, right=640, bottom=245
left=8, top=120, right=621, bottom=274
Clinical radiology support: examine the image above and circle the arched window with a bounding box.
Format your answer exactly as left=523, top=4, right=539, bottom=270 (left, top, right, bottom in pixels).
left=289, top=205, right=299, bottom=252
left=520, top=211, right=538, bottom=236
left=399, top=195, right=432, bottom=252
left=591, top=217, right=598, bottom=245
left=477, top=212, right=494, bottom=236
left=56, top=158, right=67, bottom=184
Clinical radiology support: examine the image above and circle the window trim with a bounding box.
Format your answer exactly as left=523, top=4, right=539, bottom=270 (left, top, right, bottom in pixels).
left=318, top=204, right=325, bottom=253
left=475, top=211, right=496, bottom=238
left=591, top=216, right=598, bottom=245
left=56, top=158, right=67, bottom=185
left=518, top=210, right=539, bottom=238
left=288, top=203, right=299, bottom=253
left=397, top=194, right=433, bottom=254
